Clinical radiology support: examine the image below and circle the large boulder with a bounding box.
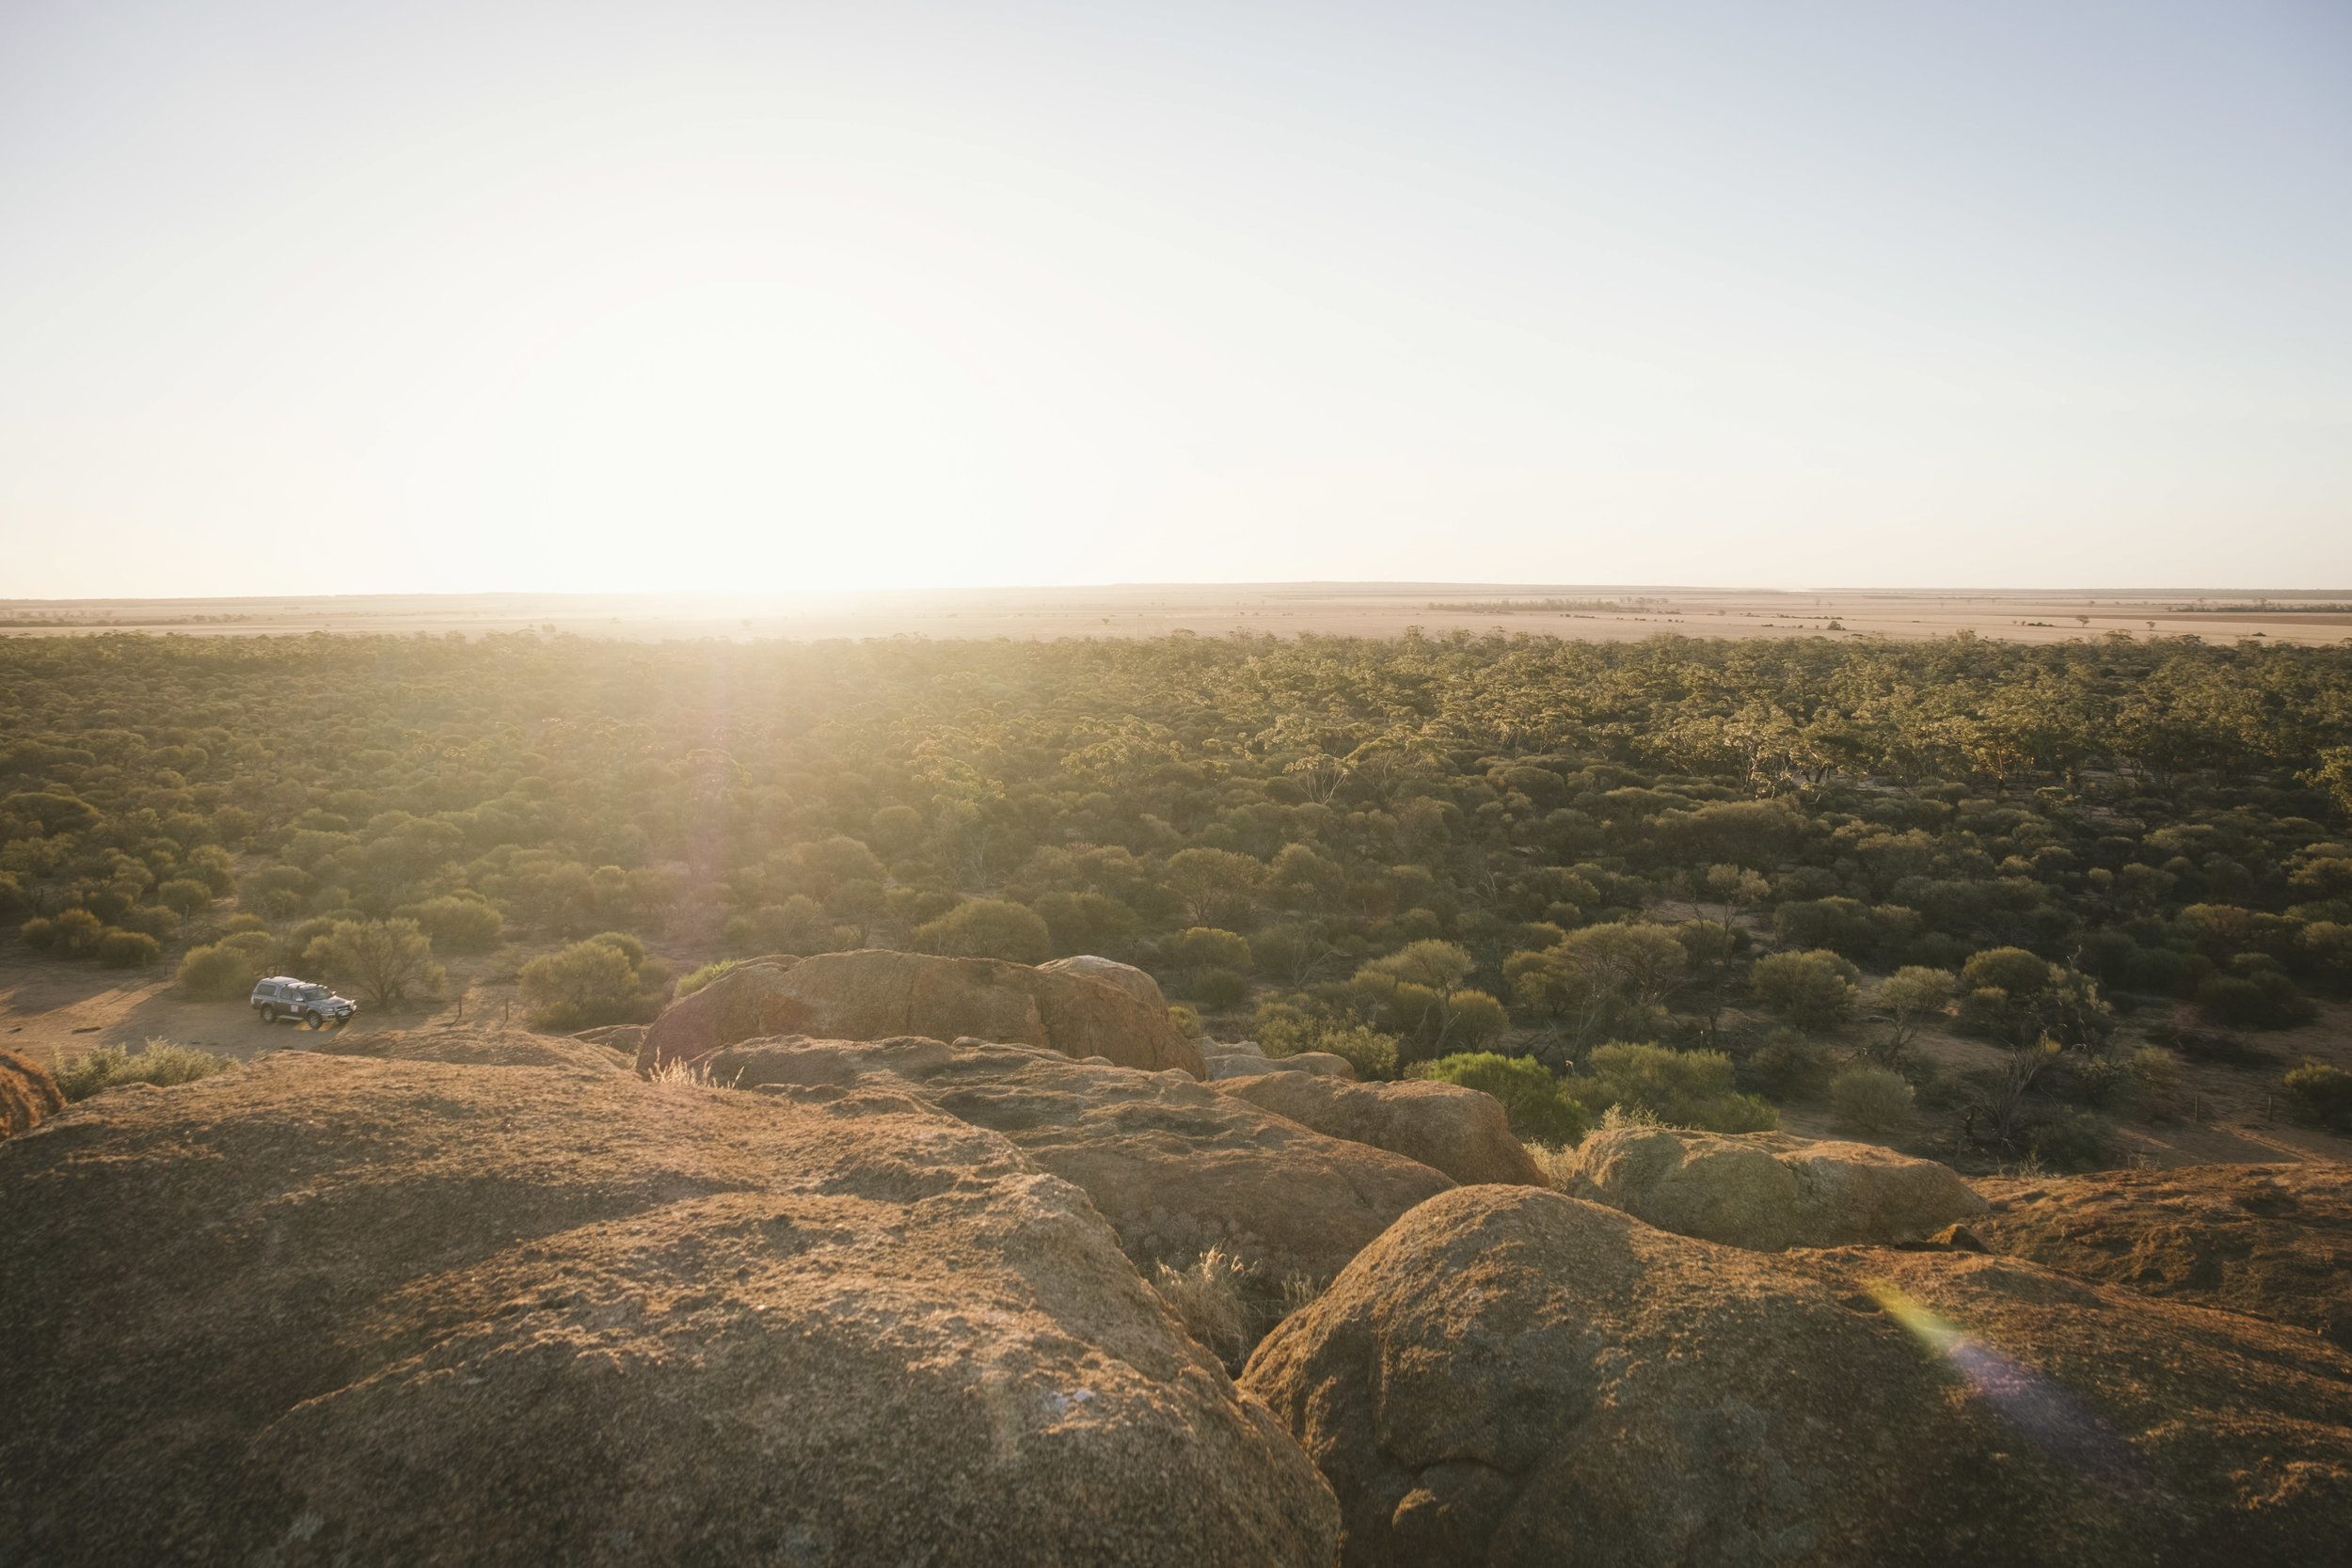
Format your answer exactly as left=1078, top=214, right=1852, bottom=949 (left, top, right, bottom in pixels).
left=640, top=950, right=1203, bottom=1078
left=0, top=1053, right=1340, bottom=1565
left=1214, top=1073, right=1545, bottom=1187
left=1567, top=1125, right=1988, bottom=1248
left=707, top=1036, right=1455, bottom=1279
left=1038, top=954, right=1168, bottom=1011
left=1974, top=1163, right=2352, bottom=1349
left=1, top=1051, right=64, bottom=1136
left=1243, top=1184, right=2352, bottom=1568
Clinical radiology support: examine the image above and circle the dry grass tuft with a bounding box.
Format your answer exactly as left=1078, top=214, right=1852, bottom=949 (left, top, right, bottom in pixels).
left=644, top=1055, right=744, bottom=1090
left=1153, top=1246, right=1250, bottom=1366
left=1524, top=1140, right=1581, bottom=1191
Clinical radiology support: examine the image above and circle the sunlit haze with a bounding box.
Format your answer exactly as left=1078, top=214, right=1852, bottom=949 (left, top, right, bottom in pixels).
left=3, top=0, right=2347, bottom=597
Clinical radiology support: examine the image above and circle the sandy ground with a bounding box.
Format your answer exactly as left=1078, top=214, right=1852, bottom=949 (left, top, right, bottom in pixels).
left=5, top=585, right=2350, bottom=646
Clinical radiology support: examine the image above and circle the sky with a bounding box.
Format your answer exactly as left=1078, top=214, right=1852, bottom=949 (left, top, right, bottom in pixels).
left=2, top=0, right=2348, bottom=597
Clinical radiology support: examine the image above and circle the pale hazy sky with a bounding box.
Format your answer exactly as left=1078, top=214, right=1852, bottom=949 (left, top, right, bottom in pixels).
left=3, top=1, right=2347, bottom=596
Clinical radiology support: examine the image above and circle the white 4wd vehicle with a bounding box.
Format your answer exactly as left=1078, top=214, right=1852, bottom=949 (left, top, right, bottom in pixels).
left=250, top=976, right=357, bottom=1028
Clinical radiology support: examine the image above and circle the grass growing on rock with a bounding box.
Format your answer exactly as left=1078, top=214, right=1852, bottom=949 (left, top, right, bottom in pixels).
left=1152, top=1246, right=1324, bottom=1373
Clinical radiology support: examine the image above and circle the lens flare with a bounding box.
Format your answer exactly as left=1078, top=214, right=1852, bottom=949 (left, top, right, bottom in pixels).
left=1870, top=1280, right=2150, bottom=1494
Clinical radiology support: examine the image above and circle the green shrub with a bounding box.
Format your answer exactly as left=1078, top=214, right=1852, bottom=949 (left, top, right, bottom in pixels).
left=1442, top=989, right=1510, bottom=1053
left=157, top=878, right=215, bottom=917
left=1168, top=1003, right=1204, bottom=1038
left=1962, top=946, right=2056, bottom=997
left=177, top=940, right=272, bottom=1000
left=303, top=918, right=444, bottom=1008
left=1194, top=967, right=1251, bottom=1011
left=115, top=904, right=181, bottom=941
left=1256, top=1007, right=1401, bottom=1080
left=1751, top=1028, right=1831, bottom=1096
left=20, top=916, right=57, bottom=951
left=47, top=909, right=104, bottom=956
left=2196, top=971, right=2316, bottom=1029
left=96, top=929, right=162, bottom=968
left=675, top=958, right=739, bottom=998
left=731, top=895, right=849, bottom=957
left=2284, top=1060, right=2352, bottom=1129
left=402, top=894, right=505, bottom=953
left=1420, top=1052, right=1591, bottom=1145
left=1749, top=949, right=1860, bottom=1027
left=2025, top=1107, right=2112, bottom=1171
left=52, top=1037, right=239, bottom=1101
left=1567, top=1042, right=1779, bottom=1133
left=1829, top=1065, right=1915, bottom=1132
left=913, top=898, right=1051, bottom=964
left=1170, top=927, right=1253, bottom=978
left=518, top=936, right=660, bottom=1030
left=2124, top=1047, right=2182, bottom=1119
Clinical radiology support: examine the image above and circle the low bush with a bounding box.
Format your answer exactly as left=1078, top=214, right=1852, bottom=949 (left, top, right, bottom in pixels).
left=1829, top=1065, right=1915, bottom=1133
left=1193, top=967, right=1251, bottom=1011
left=1750, top=949, right=1861, bottom=1027
left=674, top=958, right=739, bottom=998
left=2124, top=1046, right=2182, bottom=1119
left=1566, top=1042, right=1778, bottom=1133
left=114, top=905, right=182, bottom=942
left=51, top=1037, right=239, bottom=1101
left=1750, top=1028, right=1831, bottom=1096
left=1256, top=1008, right=1401, bottom=1080
left=912, top=897, right=1051, bottom=964
left=1419, top=1052, right=1590, bottom=1145
left=401, top=894, right=505, bottom=954
left=2195, top=970, right=2317, bottom=1029
left=96, top=929, right=162, bottom=968
left=176, top=938, right=274, bottom=999
left=2024, top=1106, right=2113, bottom=1171
left=156, top=878, right=215, bottom=917
left=2283, top=1060, right=2352, bottom=1129
left=519, top=933, right=662, bottom=1030
left=304, top=918, right=444, bottom=1008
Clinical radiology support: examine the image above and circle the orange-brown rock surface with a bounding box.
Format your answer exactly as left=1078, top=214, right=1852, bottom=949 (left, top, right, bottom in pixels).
left=1243, top=1184, right=2352, bottom=1568
left=1974, top=1163, right=2352, bottom=1349
left=1212, top=1072, right=1545, bottom=1187
left=1567, top=1124, right=1988, bottom=1248
left=706, top=1035, right=1456, bottom=1278
left=639, top=950, right=1203, bottom=1078
left=0, top=1052, right=1338, bottom=1565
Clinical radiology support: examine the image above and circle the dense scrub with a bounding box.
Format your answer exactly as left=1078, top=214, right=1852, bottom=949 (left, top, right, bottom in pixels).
left=4, top=627, right=2349, bottom=1154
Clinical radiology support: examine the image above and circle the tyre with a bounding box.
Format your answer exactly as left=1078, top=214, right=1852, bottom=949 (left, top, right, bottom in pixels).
left=259, top=1005, right=278, bottom=1025
left=304, top=1011, right=322, bottom=1029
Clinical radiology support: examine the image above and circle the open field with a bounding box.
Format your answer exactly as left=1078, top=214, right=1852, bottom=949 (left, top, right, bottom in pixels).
left=6, top=584, right=2352, bottom=645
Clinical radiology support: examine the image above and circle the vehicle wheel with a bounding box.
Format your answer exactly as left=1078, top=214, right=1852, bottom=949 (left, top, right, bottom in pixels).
left=259, top=1005, right=278, bottom=1025
left=305, top=1010, right=323, bottom=1029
